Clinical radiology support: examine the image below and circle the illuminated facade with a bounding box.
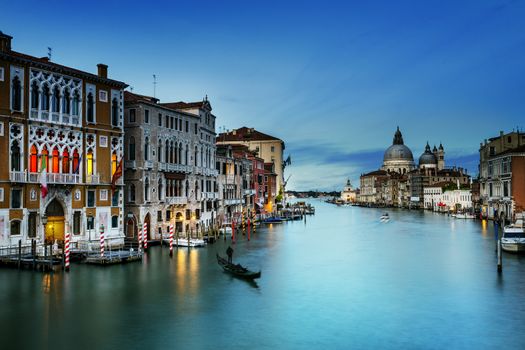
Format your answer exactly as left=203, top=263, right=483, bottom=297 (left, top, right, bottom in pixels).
left=0, top=31, right=127, bottom=248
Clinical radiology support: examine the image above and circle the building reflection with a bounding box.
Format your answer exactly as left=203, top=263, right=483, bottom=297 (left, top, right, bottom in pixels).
left=176, top=249, right=200, bottom=296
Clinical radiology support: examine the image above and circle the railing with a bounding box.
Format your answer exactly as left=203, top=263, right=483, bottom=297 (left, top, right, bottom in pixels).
left=244, top=189, right=256, bottom=196
left=158, top=163, right=166, bottom=171
left=166, top=197, right=187, bottom=205
left=26, top=172, right=81, bottom=184
left=29, top=108, right=81, bottom=126
left=125, top=160, right=136, bottom=169
left=224, top=199, right=242, bottom=205
left=86, top=174, right=100, bottom=184
left=144, top=160, right=153, bottom=169
left=10, top=171, right=26, bottom=182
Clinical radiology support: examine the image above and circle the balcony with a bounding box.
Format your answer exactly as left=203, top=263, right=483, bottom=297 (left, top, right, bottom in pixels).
left=86, top=174, right=100, bottom=185
left=166, top=196, right=187, bottom=205
left=30, top=108, right=81, bottom=126
left=125, top=160, right=136, bottom=169
left=224, top=198, right=242, bottom=205
left=26, top=172, right=81, bottom=184
left=244, top=189, right=256, bottom=196
left=158, top=163, right=166, bottom=171
left=144, top=160, right=153, bottom=169
left=10, top=171, right=26, bottom=182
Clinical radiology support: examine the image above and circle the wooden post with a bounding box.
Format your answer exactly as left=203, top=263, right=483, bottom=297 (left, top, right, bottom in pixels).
left=18, top=239, right=22, bottom=269
left=497, top=239, right=503, bottom=273
left=32, top=239, right=36, bottom=270
left=232, top=220, right=235, bottom=244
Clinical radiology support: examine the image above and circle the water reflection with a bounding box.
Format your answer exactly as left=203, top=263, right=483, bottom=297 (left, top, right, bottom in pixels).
left=175, top=248, right=200, bottom=296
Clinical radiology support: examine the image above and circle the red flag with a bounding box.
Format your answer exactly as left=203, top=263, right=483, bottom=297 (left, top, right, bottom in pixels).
left=111, top=158, right=123, bottom=192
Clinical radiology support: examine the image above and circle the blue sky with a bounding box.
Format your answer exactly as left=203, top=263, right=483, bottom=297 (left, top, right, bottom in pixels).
left=3, top=0, right=525, bottom=190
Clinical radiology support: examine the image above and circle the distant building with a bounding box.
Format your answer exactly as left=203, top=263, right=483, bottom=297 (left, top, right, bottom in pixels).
left=359, top=170, right=388, bottom=205
left=340, top=179, right=357, bottom=203
left=217, top=127, right=286, bottom=194
left=479, top=130, right=525, bottom=220
left=382, top=127, right=415, bottom=174
left=424, top=182, right=472, bottom=212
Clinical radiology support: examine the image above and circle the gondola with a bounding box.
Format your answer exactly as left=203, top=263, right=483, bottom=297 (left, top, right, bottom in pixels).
left=216, top=254, right=261, bottom=280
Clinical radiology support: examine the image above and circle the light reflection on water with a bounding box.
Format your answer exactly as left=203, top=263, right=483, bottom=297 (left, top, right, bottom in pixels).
left=1, top=200, right=525, bottom=349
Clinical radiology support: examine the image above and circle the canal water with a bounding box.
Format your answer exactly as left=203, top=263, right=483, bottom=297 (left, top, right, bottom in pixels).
left=1, top=200, right=525, bottom=349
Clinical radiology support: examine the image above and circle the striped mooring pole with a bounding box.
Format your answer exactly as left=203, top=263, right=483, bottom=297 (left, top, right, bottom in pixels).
left=138, top=222, right=142, bottom=253
left=65, top=229, right=71, bottom=271
left=252, top=210, right=256, bottom=234
left=169, top=224, right=174, bottom=257
left=100, top=224, right=105, bottom=258
left=143, top=222, right=148, bottom=251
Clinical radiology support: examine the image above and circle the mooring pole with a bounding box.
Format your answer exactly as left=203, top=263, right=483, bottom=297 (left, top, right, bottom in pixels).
left=32, top=239, right=36, bottom=270
left=169, top=224, right=174, bottom=258
left=18, top=239, right=22, bottom=269
left=494, top=220, right=499, bottom=252
left=497, top=238, right=503, bottom=273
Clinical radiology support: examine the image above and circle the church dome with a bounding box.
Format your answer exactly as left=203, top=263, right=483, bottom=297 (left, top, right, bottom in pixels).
left=419, top=142, right=437, bottom=166
left=383, top=127, right=414, bottom=162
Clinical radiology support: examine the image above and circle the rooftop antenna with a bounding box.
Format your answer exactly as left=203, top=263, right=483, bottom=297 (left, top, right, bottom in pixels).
left=130, top=86, right=134, bottom=92
left=47, top=47, right=52, bottom=60
left=153, top=74, right=157, bottom=98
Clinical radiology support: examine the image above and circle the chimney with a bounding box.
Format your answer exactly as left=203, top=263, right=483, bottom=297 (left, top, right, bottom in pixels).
left=97, top=64, right=108, bottom=79
left=0, top=31, right=13, bottom=52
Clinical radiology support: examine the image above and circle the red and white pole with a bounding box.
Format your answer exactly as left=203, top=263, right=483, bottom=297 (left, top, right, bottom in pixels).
left=169, top=224, right=174, bottom=257
left=65, top=229, right=70, bottom=271
left=138, top=223, right=142, bottom=252
left=143, top=222, right=148, bottom=251
left=100, top=224, right=105, bottom=258
left=232, top=219, right=235, bottom=243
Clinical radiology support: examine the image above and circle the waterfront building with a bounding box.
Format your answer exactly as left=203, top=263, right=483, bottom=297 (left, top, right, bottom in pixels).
left=340, top=179, right=357, bottom=203
left=217, top=127, right=286, bottom=196
left=263, top=163, right=278, bottom=213
left=0, top=32, right=127, bottom=248
left=424, top=183, right=472, bottom=212
left=479, top=130, right=525, bottom=220
left=123, top=92, right=218, bottom=239
left=358, top=170, right=388, bottom=205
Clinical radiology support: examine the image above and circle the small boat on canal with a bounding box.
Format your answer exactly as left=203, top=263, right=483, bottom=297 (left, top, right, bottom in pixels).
left=263, top=217, right=283, bottom=224
left=501, top=218, right=525, bottom=253
left=216, top=254, right=261, bottom=280
left=380, top=213, right=390, bottom=222
left=454, top=212, right=475, bottom=219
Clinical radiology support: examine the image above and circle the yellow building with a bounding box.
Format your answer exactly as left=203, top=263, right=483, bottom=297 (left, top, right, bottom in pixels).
left=0, top=31, right=127, bottom=249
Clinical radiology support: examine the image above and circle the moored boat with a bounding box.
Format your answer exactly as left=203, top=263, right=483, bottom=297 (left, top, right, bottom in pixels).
left=263, top=217, right=283, bottom=224
left=501, top=219, right=525, bottom=253
left=455, top=213, right=475, bottom=219
left=216, top=254, right=261, bottom=279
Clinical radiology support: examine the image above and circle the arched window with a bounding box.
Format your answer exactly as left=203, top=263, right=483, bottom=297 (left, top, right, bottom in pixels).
left=30, top=145, right=38, bottom=172
left=195, top=180, right=199, bottom=199
left=41, top=146, right=50, bottom=172
left=72, top=90, right=80, bottom=116
left=129, top=136, right=136, bottom=161
left=86, top=92, right=94, bottom=122
left=62, top=149, right=70, bottom=173
left=185, top=180, right=189, bottom=197
left=31, top=81, right=39, bottom=110
left=62, top=88, right=70, bottom=114
left=157, top=140, right=162, bottom=162
left=185, top=145, right=189, bottom=165
left=112, top=152, right=117, bottom=176
left=178, top=143, right=182, bottom=165
left=111, top=98, right=119, bottom=126
left=144, top=178, right=150, bottom=202
left=10, top=140, right=21, bottom=171
left=72, top=149, right=80, bottom=174
left=87, top=150, right=94, bottom=175
left=174, top=142, right=178, bottom=164
left=194, top=146, right=198, bottom=166
left=165, top=140, right=169, bottom=163
left=144, top=137, right=149, bottom=161
left=158, top=181, right=163, bottom=201
left=52, top=86, right=60, bottom=113
left=52, top=147, right=60, bottom=173
left=41, top=84, right=50, bottom=111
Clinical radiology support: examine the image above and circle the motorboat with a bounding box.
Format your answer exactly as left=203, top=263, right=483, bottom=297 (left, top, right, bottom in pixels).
left=380, top=213, right=390, bottom=222
left=263, top=217, right=283, bottom=224
left=219, top=224, right=233, bottom=235
left=501, top=219, right=525, bottom=253
left=163, top=238, right=206, bottom=247
left=455, top=213, right=475, bottom=219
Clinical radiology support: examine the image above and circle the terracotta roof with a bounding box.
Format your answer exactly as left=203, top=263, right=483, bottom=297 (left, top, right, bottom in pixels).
left=0, top=50, right=127, bottom=88
left=362, top=170, right=388, bottom=177
left=124, top=91, right=159, bottom=104
left=217, top=127, right=282, bottom=142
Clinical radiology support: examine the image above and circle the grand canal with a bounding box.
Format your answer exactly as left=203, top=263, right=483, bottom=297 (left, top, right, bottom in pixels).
left=1, top=200, right=525, bottom=349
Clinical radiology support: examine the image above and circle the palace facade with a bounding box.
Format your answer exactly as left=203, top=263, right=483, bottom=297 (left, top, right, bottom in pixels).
left=0, top=31, right=127, bottom=248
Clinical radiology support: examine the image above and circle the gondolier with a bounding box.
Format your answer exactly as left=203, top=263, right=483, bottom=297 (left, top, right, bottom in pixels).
left=226, top=246, right=234, bottom=264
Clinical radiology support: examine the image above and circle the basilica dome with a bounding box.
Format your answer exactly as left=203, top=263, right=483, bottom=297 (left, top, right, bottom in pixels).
left=419, top=142, right=437, bottom=167
left=382, top=127, right=415, bottom=174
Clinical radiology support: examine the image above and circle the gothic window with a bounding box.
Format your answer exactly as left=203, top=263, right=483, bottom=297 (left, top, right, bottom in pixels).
left=175, top=143, right=178, bottom=163
left=52, top=86, right=60, bottom=113
left=10, top=140, right=21, bottom=172
left=144, top=178, right=150, bottom=202
left=72, top=90, right=80, bottom=116
left=111, top=98, right=119, bottom=127
left=52, top=147, right=60, bottom=173
left=194, top=146, right=198, bottom=166
left=72, top=148, right=80, bottom=173
left=165, top=140, right=169, bottom=164
left=144, top=137, right=149, bottom=161
left=185, top=145, right=189, bottom=165
left=157, top=142, right=162, bottom=162
left=62, top=88, right=70, bottom=114
left=129, top=136, right=136, bottom=161
left=11, top=76, right=22, bottom=111
left=30, top=145, right=38, bottom=172
left=41, top=146, right=50, bottom=172
left=31, top=81, right=39, bottom=109
left=129, top=184, right=136, bottom=202
left=87, top=150, right=94, bottom=175
left=87, top=92, right=94, bottom=123
left=62, top=149, right=70, bottom=173
left=158, top=181, right=163, bottom=201
left=185, top=180, right=189, bottom=197
left=179, top=143, right=183, bottom=165
left=42, top=84, right=50, bottom=111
